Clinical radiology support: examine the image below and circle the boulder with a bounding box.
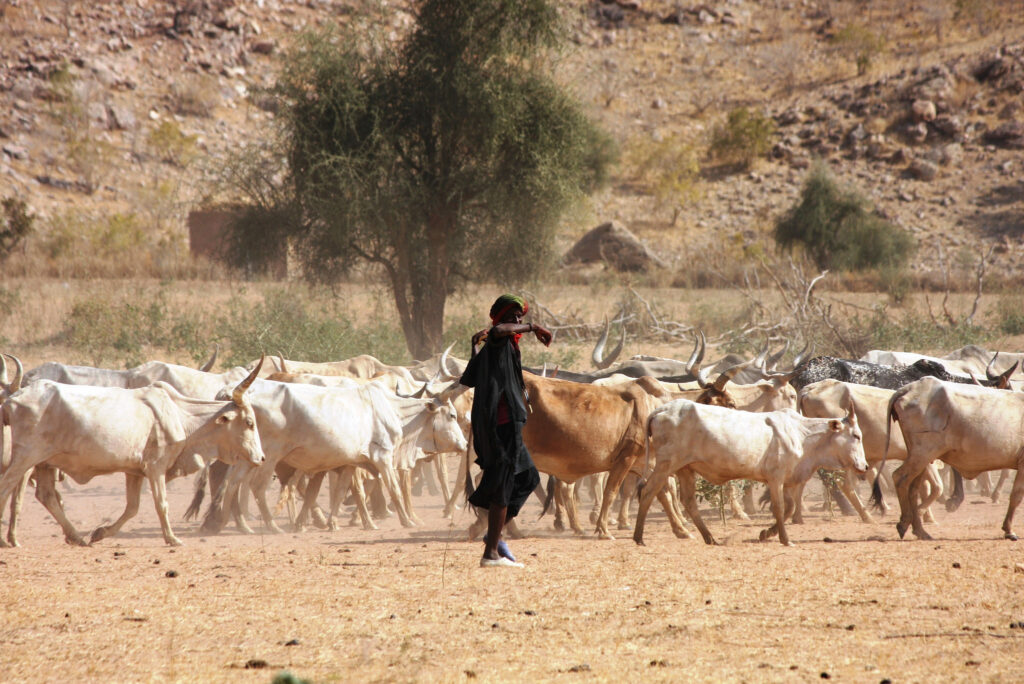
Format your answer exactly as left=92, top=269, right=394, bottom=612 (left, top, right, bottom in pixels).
left=982, top=121, right=1024, bottom=150
left=563, top=221, right=667, bottom=272
left=908, top=158, right=939, bottom=181
left=911, top=99, right=936, bottom=122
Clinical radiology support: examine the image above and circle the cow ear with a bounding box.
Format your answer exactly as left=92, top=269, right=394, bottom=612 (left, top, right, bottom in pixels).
left=828, top=418, right=843, bottom=432
left=141, top=387, right=187, bottom=448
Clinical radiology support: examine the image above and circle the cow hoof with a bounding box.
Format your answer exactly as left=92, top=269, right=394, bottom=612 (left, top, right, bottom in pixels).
left=553, top=520, right=565, bottom=532
left=617, top=521, right=633, bottom=531
left=896, top=522, right=908, bottom=539
left=783, top=541, right=794, bottom=547
left=634, top=538, right=645, bottom=547
left=914, top=529, right=933, bottom=541
left=598, top=531, right=615, bottom=541
left=758, top=529, right=769, bottom=542
left=589, top=511, right=598, bottom=524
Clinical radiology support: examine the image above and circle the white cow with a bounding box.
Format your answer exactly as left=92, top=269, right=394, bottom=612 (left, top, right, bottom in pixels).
left=633, top=399, right=867, bottom=546
left=0, top=365, right=264, bottom=547
left=797, top=379, right=943, bottom=524
left=208, top=379, right=466, bottom=534
left=886, top=377, right=1024, bottom=541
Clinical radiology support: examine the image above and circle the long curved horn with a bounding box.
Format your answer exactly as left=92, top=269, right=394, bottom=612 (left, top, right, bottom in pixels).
left=752, top=336, right=770, bottom=370
left=765, top=339, right=790, bottom=372
left=604, top=312, right=627, bottom=368
left=991, top=358, right=1019, bottom=389
left=592, top=316, right=610, bottom=369
left=199, top=344, right=219, bottom=372
left=276, top=352, right=287, bottom=374
left=233, top=354, right=263, bottom=405
left=439, top=342, right=458, bottom=380
left=712, top=360, right=750, bottom=393
left=686, top=330, right=707, bottom=379
left=0, top=353, right=6, bottom=385
left=5, top=354, right=22, bottom=393
left=791, top=341, right=813, bottom=370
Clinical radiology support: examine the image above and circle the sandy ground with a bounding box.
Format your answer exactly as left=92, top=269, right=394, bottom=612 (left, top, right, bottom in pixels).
left=2, top=465, right=1024, bottom=684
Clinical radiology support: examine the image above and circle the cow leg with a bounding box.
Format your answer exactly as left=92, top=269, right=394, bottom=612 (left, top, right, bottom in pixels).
left=350, top=468, right=377, bottom=530
left=838, top=467, right=876, bottom=524
left=199, top=460, right=231, bottom=534
left=655, top=480, right=692, bottom=539
left=1000, top=463, right=1024, bottom=540
left=225, top=464, right=254, bottom=534
left=434, top=454, right=452, bottom=506
left=727, top=481, right=749, bottom=521
left=632, top=459, right=676, bottom=546
left=589, top=473, right=606, bottom=524
left=555, top=480, right=585, bottom=535
left=895, top=463, right=933, bottom=541
left=293, top=471, right=327, bottom=532
left=759, top=480, right=792, bottom=546
left=377, top=467, right=416, bottom=527
left=325, top=467, right=355, bottom=531
left=147, top=472, right=182, bottom=546
left=398, top=468, right=423, bottom=526
left=5, top=468, right=31, bottom=547
left=790, top=480, right=807, bottom=524
left=976, top=471, right=993, bottom=498
left=28, top=466, right=87, bottom=547
left=249, top=463, right=285, bottom=534
left=595, top=457, right=636, bottom=540
left=617, top=472, right=637, bottom=530
left=0, top=455, right=46, bottom=547
left=992, top=469, right=1010, bottom=504
left=91, top=473, right=145, bottom=544
left=918, top=463, right=943, bottom=524
left=444, top=451, right=469, bottom=518
left=677, top=468, right=717, bottom=545
left=742, top=484, right=757, bottom=517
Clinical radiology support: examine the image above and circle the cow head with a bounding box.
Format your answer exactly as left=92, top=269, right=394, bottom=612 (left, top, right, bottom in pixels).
left=210, top=356, right=265, bottom=466
left=419, top=398, right=469, bottom=454
left=827, top=407, right=868, bottom=474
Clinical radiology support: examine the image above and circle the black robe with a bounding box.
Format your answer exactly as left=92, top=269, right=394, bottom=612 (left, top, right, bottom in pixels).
left=459, top=330, right=539, bottom=517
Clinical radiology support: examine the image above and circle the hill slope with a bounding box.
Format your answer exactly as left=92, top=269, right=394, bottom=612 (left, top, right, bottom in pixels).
left=1, top=0, right=1021, bottom=281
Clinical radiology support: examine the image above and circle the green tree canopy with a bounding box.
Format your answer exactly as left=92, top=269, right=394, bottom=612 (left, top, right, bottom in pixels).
left=774, top=162, right=914, bottom=272
left=232, top=0, right=614, bottom=359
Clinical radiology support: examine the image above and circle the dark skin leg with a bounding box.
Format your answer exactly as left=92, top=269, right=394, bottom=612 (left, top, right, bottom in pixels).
left=483, top=505, right=507, bottom=560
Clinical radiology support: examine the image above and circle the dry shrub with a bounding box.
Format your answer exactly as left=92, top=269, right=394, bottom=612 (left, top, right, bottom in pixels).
left=169, top=73, right=220, bottom=117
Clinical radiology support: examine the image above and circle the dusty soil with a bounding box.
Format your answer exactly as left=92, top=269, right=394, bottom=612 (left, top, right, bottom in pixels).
left=3, top=468, right=1024, bottom=683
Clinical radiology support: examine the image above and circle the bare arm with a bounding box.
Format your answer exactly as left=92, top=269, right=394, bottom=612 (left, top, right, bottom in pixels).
left=471, top=323, right=553, bottom=355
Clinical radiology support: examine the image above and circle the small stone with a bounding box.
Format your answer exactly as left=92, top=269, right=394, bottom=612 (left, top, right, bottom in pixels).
left=284, top=639, right=300, bottom=646
left=165, top=570, right=178, bottom=578
left=568, top=664, right=591, bottom=673
left=911, top=99, right=936, bottom=122
left=909, top=158, right=938, bottom=181
left=952, top=562, right=961, bottom=568
left=244, top=659, right=267, bottom=669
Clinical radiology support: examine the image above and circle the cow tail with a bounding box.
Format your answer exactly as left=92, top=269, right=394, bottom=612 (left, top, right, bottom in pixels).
left=636, top=409, right=658, bottom=497
left=945, top=468, right=965, bottom=513
left=183, top=462, right=209, bottom=521
left=539, top=475, right=555, bottom=519
left=872, top=385, right=906, bottom=511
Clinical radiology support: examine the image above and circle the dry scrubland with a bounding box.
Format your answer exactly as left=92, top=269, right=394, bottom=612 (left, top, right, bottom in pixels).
left=3, top=472, right=1024, bottom=682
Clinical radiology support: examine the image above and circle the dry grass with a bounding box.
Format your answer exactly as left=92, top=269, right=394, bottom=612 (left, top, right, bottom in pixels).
left=2, top=473, right=1024, bottom=682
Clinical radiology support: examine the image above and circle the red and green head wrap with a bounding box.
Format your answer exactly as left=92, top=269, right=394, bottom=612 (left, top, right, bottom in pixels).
left=489, top=294, right=528, bottom=325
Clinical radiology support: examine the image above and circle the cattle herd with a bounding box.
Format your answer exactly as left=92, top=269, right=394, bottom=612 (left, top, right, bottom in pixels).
left=2, top=333, right=1024, bottom=551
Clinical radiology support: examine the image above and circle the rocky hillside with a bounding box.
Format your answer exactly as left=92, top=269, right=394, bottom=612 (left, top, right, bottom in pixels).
left=1, top=0, right=1022, bottom=281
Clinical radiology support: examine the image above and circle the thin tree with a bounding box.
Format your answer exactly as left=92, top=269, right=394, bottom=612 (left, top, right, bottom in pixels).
left=230, top=0, right=614, bottom=359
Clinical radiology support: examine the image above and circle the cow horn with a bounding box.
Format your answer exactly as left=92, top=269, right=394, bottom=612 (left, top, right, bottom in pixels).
left=686, top=330, right=707, bottom=379
left=765, top=339, right=790, bottom=372
left=592, top=312, right=626, bottom=370
left=753, top=336, right=770, bottom=370
left=439, top=342, right=458, bottom=380
left=791, top=341, right=813, bottom=370
left=5, top=354, right=22, bottom=393
left=233, top=354, right=263, bottom=405
left=985, top=352, right=1018, bottom=385
left=991, top=358, right=1019, bottom=389
left=276, top=352, right=287, bottom=373
left=0, top=353, right=6, bottom=385
left=712, top=360, right=749, bottom=393
left=199, top=343, right=219, bottom=372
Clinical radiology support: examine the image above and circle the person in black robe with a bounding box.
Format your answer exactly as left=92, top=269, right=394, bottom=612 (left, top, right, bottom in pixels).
left=459, top=294, right=552, bottom=567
